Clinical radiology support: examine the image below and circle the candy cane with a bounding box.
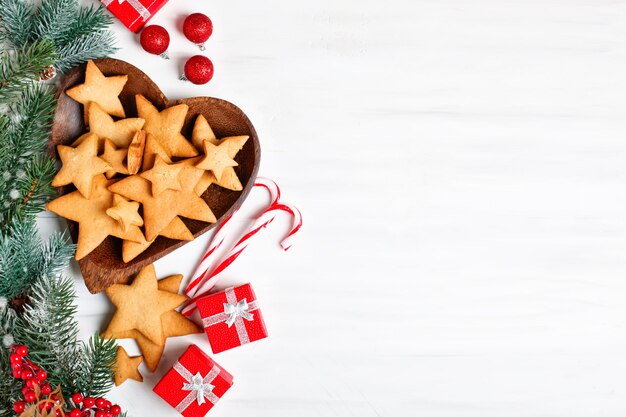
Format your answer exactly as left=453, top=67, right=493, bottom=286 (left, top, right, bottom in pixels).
left=182, top=180, right=302, bottom=316
left=185, top=178, right=280, bottom=297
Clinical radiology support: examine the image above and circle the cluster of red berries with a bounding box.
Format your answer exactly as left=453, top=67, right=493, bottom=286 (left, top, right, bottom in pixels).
left=65, top=393, right=121, bottom=417
left=9, top=345, right=121, bottom=417
left=139, top=13, right=215, bottom=85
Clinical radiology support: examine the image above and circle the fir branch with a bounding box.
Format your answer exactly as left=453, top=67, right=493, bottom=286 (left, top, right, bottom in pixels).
left=54, top=30, right=118, bottom=73
left=33, top=0, right=79, bottom=44
left=0, top=40, right=55, bottom=103
left=55, top=5, right=114, bottom=46
left=0, top=0, right=36, bottom=48
left=74, top=335, right=117, bottom=397
left=0, top=218, right=74, bottom=300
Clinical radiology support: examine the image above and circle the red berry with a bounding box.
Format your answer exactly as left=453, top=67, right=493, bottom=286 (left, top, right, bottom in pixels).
left=83, top=397, right=95, bottom=408
left=14, top=345, right=28, bottom=357
left=183, top=13, right=213, bottom=50
left=38, top=402, right=52, bottom=412
left=26, top=378, right=38, bottom=389
left=95, top=411, right=105, bottom=417
left=95, top=398, right=106, bottom=408
left=182, top=55, right=214, bottom=85
left=69, top=408, right=81, bottom=417
left=13, top=401, right=25, bottom=413
left=24, top=390, right=36, bottom=402
left=20, top=369, right=33, bottom=380
left=13, top=368, right=22, bottom=378
left=55, top=410, right=63, bottom=417
left=10, top=353, right=22, bottom=364
left=110, top=405, right=121, bottom=416
left=139, top=25, right=170, bottom=59
left=71, top=393, right=83, bottom=404
left=36, top=369, right=47, bottom=381
left=41, top=384, right=52, bottom=395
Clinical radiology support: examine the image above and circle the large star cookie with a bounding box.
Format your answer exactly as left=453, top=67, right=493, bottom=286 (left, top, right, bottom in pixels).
left=86, top=102, right=145, bottom=148
left=51, top=133, right=111, bottom=198
left=108, top=165, right=216, bottom=241
left=135, top=94, right=198, bottom=158
left=121, top=216, right=193, bottom=263
left=105, top=264, right=187, bottom=345
left=66, top=60, right=127, bottom=124
left=46, top=175, right=144, bottom=260
left=140, top=155, right=184, bottom=196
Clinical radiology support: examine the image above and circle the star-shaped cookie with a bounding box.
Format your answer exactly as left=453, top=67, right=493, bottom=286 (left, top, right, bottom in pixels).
left=105, top=274, right=200, bottom=371
left=51, top=133, right=111, bottom=199
left=100, top=138, right=129, bottom=179
left=66, top=60, right=127, bottom=124
left=190, top=115, right=249, bottom=191
left=108, top=165, right=216, bottom=241
left=142, top=132, right=172, bottom=172
left=195, top=140, right=238, bottom=182
left=46, top=175, right=145, bottom=260
left=105, top=264, right=187, bottom=345
left=135, top=94, right=197, bottom=158
left=87, top=102, right=145, bottom=148
left=114, top=346, right=143, bottom=386
left=106, top=194, right=143, bottom=232
left=140, top=155, right=184, bottom=196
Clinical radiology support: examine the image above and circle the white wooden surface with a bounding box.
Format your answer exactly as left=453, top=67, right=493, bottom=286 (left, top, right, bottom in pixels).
left=38, top=0, right=626, bottom=415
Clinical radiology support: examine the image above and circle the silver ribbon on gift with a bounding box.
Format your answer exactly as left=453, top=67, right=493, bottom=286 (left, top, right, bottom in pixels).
left=173, top=362, right=221, bottom=412
left=100, top=0, right=151, bottom=20
left=202, top=287, right=259, bottom=345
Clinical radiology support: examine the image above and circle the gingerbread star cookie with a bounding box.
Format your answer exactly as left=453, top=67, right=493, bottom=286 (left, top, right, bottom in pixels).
left=66, top=60, right=127, bottom=124
left=114, top=346, right=143, bottom=386
left=142, top=132, right=172, bottom=172
left=195, top=140, right=238, bottom=182
left=86, top=102, right=145, bottom=148
left=140, top=155, right=184, bottom=196
left=190, top=115, right=249, bottom=191
left=135, top=94, right=198, bottom=158
left=108, top=165, right=216, bottom=241
left=105, top=274, right=200, bottom=371
left=127, top=130, right=146, bottom=175
left=51, top=133, right=111, bottom=199
left=122, top=217, right=194, bottom=262
left=100, top=138, right=129, bottom=179
left=105, top=264, right=187, bottom=345
left=106, top=194, right=143, bottom=232
left=46, top=175, right=144, bottom=260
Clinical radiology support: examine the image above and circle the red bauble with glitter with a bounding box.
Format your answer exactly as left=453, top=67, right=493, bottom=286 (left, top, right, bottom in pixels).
left=183, top=13, right=213, bottom=50
left=181, top=55, right=214, bottom=85
left=140, top=25, right=170, bottom=59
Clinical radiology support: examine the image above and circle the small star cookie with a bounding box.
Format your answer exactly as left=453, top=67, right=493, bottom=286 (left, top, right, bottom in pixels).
left=52, top=133, right=111, bottom=199
left=142, top=132, right=172, bottom=172
left=195, top=140, right=238, bottom=182
left=114, top=346, right=143, bottom=386
left=100, top=138, right=129, bottom=179
left=135, top=94, right=198, bottom=158
left=140, top=155, right=184, bottom=196
left=66, top=60, right=127, bottom=124
left=106, top=194, right=143, bottom=232
left=105, top=264, right=187, bottom=345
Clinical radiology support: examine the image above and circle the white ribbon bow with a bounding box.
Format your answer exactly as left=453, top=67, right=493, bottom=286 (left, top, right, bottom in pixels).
left=224, top=298, right=254, bottom=327
left=173, top=363, right=221, bottom=412
left=182, top=372, right=215, bottom=405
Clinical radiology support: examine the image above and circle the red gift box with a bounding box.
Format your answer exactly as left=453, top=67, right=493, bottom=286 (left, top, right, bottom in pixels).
left=153, top=345, right=233, bottom=417
left=197, top=283, right=268, bottom=353
left=99, top=0, right=168, bottom=32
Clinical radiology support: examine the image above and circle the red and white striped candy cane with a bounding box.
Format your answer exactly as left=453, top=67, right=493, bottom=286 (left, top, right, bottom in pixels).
left=182, top=178, right=302, bottom=316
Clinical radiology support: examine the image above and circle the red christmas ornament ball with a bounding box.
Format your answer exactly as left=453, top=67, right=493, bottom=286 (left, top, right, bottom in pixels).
left=140, top=25, right=170, bottom=59
left=182, top=55, right=214, bottom=85
left=183, top=13, right=213, bottom=50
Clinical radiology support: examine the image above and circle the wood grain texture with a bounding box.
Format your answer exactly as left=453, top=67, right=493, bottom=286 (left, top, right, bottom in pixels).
left=50, top=58, right=260, bottom=293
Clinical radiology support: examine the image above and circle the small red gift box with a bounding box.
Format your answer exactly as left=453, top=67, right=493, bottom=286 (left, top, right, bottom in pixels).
left=153, top=345, right=233, bottom=417
left=99, top=0, right=168, bottom=32
left=196, top=283, right=268, bottom=353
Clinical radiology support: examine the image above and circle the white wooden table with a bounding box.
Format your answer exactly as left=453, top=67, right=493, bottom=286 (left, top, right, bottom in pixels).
left=39, top=0, right=626, bottom=415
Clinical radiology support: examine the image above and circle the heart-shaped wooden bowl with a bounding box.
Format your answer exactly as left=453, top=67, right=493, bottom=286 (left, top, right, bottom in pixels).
left=50, top=58, right=260, bottom=294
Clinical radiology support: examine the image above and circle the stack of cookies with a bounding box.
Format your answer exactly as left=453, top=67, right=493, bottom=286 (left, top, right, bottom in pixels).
left=46, top=60, right=249, bottom=263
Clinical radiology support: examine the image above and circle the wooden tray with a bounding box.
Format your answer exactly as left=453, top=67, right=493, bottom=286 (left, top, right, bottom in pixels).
left=49, top=58, right=261, bottom=294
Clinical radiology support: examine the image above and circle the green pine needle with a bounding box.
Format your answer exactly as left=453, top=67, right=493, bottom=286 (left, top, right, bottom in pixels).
left=0, top=40, right=56, bottom=103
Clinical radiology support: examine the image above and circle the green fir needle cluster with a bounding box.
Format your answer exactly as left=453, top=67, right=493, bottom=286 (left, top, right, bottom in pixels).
left=0, top=0, right=120, bottom=415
